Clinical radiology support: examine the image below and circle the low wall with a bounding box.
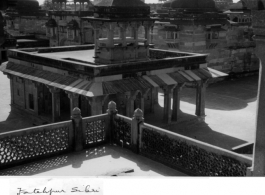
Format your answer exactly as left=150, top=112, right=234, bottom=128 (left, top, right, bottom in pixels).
left=0, top=113, right=110, bottom=170
left=139, top=123, right=252, bottom=176
left=0, top=121, right=73, bottom=170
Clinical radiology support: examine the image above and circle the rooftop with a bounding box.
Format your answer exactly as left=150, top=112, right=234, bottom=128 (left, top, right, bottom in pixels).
left=7, top=45, right=207, bottom=77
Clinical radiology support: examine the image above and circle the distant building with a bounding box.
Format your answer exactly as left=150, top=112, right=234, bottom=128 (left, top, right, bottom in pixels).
left=214, top=0, right=233, bottom=10
left=45, top=0, right=94, bottom=47
left=1, top=0, right=49, bottom=62
left=151, top=0, right=258, bottom=74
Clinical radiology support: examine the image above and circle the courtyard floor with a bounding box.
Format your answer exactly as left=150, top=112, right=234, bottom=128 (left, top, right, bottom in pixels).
left=0, top=72, right=258, bottom=151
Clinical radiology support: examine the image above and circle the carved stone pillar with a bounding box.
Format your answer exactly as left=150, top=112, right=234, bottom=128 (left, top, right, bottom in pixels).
left=107, top=23, right=115, bottom=47
left=150, top=87, right=156, bottom=113
left=67, top=92, right=79, bottom=115
left=251, top=10, right=265, bottom=176
left=172, top=84, right=185, bottom=121
left=49, top=87, right=61, bottom=122
left=125, top=92, right=133, bottom=117
left=163, top=85, right=174, bottom=124
left=195, top=81, right=207, bottom=121
left=131, top=108, right=144, bottom=153
left=7, top=74, right=14, bottom=105
left=126, top=91, right=141, bottom=117
left=90, top=96, right=103, bottom=116
left=71, top=107, right=84, bottom=152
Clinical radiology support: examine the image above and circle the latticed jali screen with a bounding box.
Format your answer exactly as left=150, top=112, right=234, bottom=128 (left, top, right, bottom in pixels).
left=0, top=126, right=69, bottom=168
left=141, top=128, right=250, bottom=176
left=113, top=117, right=131, bottom=149
left=84, top=119, right=106, bottom=146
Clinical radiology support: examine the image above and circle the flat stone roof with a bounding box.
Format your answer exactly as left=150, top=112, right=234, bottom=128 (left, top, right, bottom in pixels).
left=36, top=49, right=96, bottom=65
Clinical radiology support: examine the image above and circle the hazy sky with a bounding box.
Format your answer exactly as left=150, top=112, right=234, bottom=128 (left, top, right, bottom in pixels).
left=37, top=0, right=240, bottom=6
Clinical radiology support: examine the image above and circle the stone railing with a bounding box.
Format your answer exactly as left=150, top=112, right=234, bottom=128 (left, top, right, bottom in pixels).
left=112, top=114, right=132, bottom=150
left=0, top=101, right=253, bottom=176
left=0, top=121, right=72, bottom=170
left=107, top=104, right=252, bottom=176
left=138, top=123, right=252, bottom=176
left=0, top=107, right=110, bottom=170
left=82, top=114, right=109, bottom=148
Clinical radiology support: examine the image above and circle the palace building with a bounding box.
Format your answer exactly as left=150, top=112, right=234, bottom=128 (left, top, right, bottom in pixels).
left=0, top=0, right=227, bottom=125
left=45, top=0, right=95, bottom=47
left=151, top=0, right=259, bottom=74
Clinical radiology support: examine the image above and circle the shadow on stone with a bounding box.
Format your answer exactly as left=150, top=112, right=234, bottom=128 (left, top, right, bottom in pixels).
left=179, top=75, right=258, bottom=111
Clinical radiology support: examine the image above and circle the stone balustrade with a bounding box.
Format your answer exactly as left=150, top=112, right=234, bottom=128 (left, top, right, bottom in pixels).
left=0, top=101, right=252, bottom=176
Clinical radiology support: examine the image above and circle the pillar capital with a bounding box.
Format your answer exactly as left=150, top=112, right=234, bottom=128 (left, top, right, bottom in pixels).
left=48, top=86, right=60, bottom=94
left=177, top=83, right=186, bottom=90
left=66, top=91, right=79, bottom=99
left=6, top=74, right=13, bottom=79
left=162, top=84, right=176, bottom=92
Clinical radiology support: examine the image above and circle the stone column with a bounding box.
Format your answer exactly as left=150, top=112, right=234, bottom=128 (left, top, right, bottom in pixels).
left=172, top=84, right=184, bottom=121
left=131, top=108, right=144, bottom=153
left=125, top=92, right=133, bottom=117
left=119, top=23, right=127, bottom=47
left=90, top=96, right=103, bottom=116
left=67, top=92, right=79, bottom=115
left=150, top=87, right=156, bottom=113
left=71, top=107, right=84, bottom=152
left=107, top=23, right=114, bottom=47
left=195, top=81, right=206, bottom=121
left=251, top=10, right=265, bottom=176
left=163, top=85, right=174, bottom=124
left=144, top=25, right=150, bottom=46
left=107, top=101, right=118, bottom=144
left=7, top=74, right=14, bottom=105
left=49, top=87, right=61, bottom=122
left=33, top=82, right=39, bottom=115
left=126, top=91, right=139, bottom=117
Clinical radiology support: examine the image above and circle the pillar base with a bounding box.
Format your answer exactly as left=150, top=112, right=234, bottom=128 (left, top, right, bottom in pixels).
left=197, top=115, right=206, bottom=122
left=246, top=167, right=253, bottom=177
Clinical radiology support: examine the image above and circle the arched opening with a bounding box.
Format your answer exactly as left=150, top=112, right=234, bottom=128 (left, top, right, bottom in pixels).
left=138, top=25, right=146, bottom=45
left=126, top=26, right=136, bottom=46
left=232, top=17, right=238, bottom=22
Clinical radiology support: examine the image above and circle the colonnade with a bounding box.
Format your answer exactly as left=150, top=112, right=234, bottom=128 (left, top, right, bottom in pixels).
left=8, top=74, right=207, bottom=124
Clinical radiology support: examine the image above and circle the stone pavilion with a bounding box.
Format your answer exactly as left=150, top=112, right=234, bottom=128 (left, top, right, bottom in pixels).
left=0, top=0, right=227, bottom=125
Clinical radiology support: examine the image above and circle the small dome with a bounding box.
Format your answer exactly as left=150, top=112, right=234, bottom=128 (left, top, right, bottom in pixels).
left=45, top=18, right=57, bottom=27
left=67, top=20, right=79, bottom=29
